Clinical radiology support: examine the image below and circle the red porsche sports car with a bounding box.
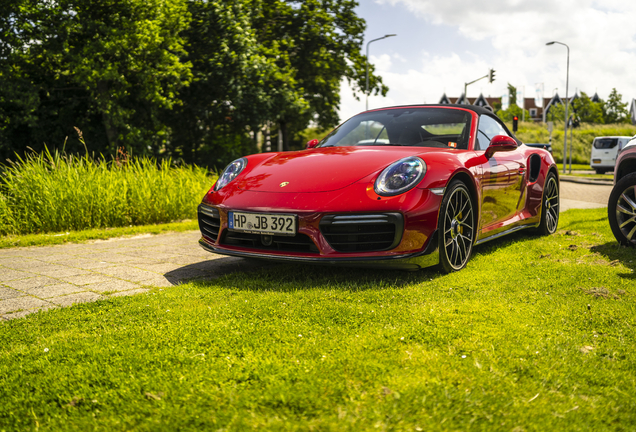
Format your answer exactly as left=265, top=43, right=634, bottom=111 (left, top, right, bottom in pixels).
left=198, top=105, right=559, bottom=272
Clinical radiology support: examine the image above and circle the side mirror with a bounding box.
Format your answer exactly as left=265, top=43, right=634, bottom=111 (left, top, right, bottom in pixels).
left=485, top=135, right=517, bottom=158
left=306, top=139, right=320, bottom=149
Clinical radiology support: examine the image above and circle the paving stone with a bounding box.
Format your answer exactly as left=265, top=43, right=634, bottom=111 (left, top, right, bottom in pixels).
left=0, top=267, right=36, bottom=282
left=139, top=277, right=174, bottom=288
left=96, top=266, right=164, bottom=283
left=47, top=292, right=102, bottom=307
left=3, top=276, right=61, bottom=290
left=0, top=296, right=52, bottom=314
left=84, top=280, right=140, bottom=293
left=130, top=252, right=183, bottom=262
left=23, top=283, right=85, bottom=298
left=59, top=274, right=116, bottom=286
left=132, top=262, right=184, bottom=274
left=34, top=267, right=92, bottom=278
left=0, top=287, right=26, bottom=300
left=0, top=258, right=44, bottom=270
left=164, top=255, right=202, bottom=266
left=84, top=253, right=147, bottom=264
left=49, top=258, right=117, bottom=270
left=29, top=254, right=72, bottom=263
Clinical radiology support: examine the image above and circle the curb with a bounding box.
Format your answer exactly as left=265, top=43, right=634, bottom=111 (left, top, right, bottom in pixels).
left=559, top=175, right=613, bottom=186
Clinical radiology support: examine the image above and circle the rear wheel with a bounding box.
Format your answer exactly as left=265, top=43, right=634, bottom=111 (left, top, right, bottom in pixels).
left=536, top=172, right=559, bottom=235
left=595, top=168, right=606, bottom=175
left=438, top=181, right=475, bottom=273
left=608, top=172, right=636, bottom=246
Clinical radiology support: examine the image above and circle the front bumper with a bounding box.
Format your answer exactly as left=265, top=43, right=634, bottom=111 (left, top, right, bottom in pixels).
left=198, top=231, right=439, bottom=270
left=197, top=200, right=440, bottom=270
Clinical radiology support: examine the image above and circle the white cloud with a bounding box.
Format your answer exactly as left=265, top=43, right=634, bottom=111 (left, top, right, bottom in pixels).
left=339, top=0, right=636, bottom=121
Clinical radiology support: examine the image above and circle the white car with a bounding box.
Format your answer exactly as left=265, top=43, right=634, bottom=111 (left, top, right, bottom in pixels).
left=590, top=136, right=632, bottom=174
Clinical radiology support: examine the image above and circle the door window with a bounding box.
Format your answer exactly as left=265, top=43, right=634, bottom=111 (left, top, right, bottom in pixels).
left=476, top=115, right=510, bottom=150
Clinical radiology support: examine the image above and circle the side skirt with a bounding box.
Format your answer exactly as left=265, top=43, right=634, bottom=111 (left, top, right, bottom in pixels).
left=474, top=223, right=536, bottom=246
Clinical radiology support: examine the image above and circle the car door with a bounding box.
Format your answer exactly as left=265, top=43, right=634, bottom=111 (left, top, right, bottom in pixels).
left=475, top=115, right=526, bottom=234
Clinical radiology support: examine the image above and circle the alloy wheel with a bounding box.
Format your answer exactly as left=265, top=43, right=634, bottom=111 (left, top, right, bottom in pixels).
left=615, top=183, right=636, bottom=244
left=442, top=186, right=474, bottom=270
left=544, top=176, right=559, bottom=233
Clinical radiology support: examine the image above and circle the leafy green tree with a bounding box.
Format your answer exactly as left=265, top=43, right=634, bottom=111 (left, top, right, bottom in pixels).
left=1, top=0, right=191, bottom=158
left=164, top=0, right=305, bottom=166
left=603, top=88, right=629, bottom=124
left=252, top=0, right=388, bottom=150
left=548, top=92, right=605, bottom=125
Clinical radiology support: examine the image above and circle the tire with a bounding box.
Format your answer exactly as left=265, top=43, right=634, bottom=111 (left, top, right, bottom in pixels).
left=536, top=172, right=559, bottom=235
left=438, top=181, right=475, bottom=273
left=595, top=169, right=606, bottom=175
left=608, top=172, right=636, bottom=247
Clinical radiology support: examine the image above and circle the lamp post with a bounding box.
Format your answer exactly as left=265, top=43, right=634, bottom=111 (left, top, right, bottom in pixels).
left=366, top=34, right=396, bottom=111
left=546, top=41, right=570, bottom=174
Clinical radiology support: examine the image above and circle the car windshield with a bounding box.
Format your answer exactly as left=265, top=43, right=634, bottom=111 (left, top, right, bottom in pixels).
left=319, top=108, right=472, bottom=149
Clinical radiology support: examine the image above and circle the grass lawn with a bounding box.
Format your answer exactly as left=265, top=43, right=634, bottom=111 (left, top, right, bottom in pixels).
left=1, top=208, right=635, bottom=431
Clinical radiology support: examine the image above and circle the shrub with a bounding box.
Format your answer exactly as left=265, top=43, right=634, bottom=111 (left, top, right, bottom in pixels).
left=0, top=148, right=212, bottom=235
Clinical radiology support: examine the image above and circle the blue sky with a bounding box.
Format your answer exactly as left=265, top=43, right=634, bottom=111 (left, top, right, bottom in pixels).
left=338, top=0, right=636, bottom=121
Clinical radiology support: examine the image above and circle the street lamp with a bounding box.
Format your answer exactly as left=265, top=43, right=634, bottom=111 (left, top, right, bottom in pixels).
left=546, top=40, right=570, bottom=174
left=366, top=34, right=396, bottom=110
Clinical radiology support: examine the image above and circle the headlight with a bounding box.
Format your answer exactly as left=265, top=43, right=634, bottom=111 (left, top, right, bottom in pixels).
left=374, top=156, right=426, bottom=196
left=214, top=158, right=247, bottom=191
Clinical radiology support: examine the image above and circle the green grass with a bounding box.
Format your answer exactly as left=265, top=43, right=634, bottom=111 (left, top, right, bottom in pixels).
left=513, top=121, right=636, bottom=165
left=0, top=220, right=198, bottom=249
left=1, top=208, right=636, bottom=431
left=0, top=148, right=214, bottom=236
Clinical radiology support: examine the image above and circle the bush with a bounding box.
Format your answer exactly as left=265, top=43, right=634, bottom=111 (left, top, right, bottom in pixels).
left=0, top=148, right=212, bottom=235
left=510, top=121, right=636, bottom=165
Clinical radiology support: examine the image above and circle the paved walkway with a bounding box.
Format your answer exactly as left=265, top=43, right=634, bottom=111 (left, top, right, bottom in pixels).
left=0, top=179, right=614, bottom=321
left=0, top=232, right=259, bottom=321
left=560, top=180, right=611, bottom=211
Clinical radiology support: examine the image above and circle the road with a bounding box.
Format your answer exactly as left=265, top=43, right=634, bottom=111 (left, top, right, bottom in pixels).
left=0, top=179, right=613, bottom=321
left=560, top=179, right=611, bottom=211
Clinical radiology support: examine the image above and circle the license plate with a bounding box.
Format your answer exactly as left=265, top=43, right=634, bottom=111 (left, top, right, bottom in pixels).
left=592, top=159, right=601, bottom=164
left=228, top=212, right=296, bottom=236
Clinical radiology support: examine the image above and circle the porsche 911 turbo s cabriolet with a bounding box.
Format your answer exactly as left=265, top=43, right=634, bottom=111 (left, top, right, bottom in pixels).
left=198, top=105, right=559, bottom=272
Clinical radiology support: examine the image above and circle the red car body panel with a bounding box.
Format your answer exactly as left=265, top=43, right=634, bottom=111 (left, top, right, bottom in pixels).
left=198, top=105, right=558, bottom=269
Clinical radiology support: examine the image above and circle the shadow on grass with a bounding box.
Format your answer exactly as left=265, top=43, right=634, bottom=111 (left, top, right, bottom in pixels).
left=590, top=241, right=636, bottom=279
left=164, top=254, right=447, bottom=292
left=163, top=256, right=276, bottom=285
left=165, top=232, right=537, bottom=292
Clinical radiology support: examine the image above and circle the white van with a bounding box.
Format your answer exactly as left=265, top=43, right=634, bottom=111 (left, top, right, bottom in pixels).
left=590, top=136, right=632, bottom=174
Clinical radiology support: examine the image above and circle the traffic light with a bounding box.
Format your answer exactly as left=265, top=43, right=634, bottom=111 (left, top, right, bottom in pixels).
left=488, top=68, right=496, bottom=83
left=512, top=116, right=518, bottom=132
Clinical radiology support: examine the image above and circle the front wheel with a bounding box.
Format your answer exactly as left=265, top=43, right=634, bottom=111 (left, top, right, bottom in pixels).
left=438, top=181, right=475, bottom=273
left=608, top=172, right=636, bottom=246
left=536, top=172, right=559, bottom=235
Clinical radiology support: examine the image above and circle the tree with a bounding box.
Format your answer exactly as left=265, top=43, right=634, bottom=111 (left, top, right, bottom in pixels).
left=0, top=0, right=192, bottom=158
left=163, top=0, right=305, bottom=166
left=252, top=0, right=388, bottom=150
left=603, top=88, right=629, bottom=124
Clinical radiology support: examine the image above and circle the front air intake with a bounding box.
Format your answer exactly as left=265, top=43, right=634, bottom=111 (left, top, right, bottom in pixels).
left=319, top=213, right=403, bottom=252
left=198, top=205, right=221, bottom=242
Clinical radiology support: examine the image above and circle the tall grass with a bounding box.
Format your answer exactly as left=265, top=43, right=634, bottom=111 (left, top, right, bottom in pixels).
left=0, top=148, right=213, bottom=236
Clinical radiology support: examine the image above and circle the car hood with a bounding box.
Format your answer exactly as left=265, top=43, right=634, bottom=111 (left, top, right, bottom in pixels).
left=236, top=146, right=434, bottom=193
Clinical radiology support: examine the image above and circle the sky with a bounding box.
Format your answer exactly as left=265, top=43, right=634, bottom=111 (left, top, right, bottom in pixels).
left=337, top=0, right=636, bottom=121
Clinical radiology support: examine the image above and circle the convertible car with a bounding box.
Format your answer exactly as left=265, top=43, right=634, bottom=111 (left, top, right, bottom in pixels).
left=198, top=105, right=559, bottom=272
